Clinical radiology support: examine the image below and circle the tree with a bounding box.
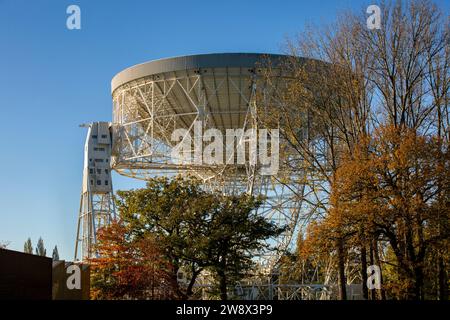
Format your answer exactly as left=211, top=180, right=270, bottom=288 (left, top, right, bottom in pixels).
left=0, top=241, right=9, bottom=249
left=332, top=125, right=450, bottom=299
left=202, top=194, right=283, bottom=300
left=116, top=176, right=214, bottom=299
left=260, top=0, right=449, bottom=300
left=114, top=176, right=283, bottom=300
left=35, top=237, right=46, bottom=256
left=90, top=221, right=175, bottom=300
left=52, top=246, right=59, bottom=261
left=24, top=238, right=33, bottom=254
left=259, top=7, right=374, bottom=299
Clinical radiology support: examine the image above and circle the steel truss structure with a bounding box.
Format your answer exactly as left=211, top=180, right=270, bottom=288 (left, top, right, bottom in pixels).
left=110, top=54, right=308, bottom=269
left=182, top=271, right=335, bottom=300
left=76, top=53, right=339, bottom=298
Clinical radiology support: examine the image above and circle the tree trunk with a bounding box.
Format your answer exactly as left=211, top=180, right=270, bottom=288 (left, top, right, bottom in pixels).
left=361, top=243, right=368, bottom=300
left=337, top=238, right=347, bottom=300
left=218, top=270, right=228, bottom=300
left=414, top=266, right=424, bottom=300
left=186, top=268, right=202, bottom=298
left=369, top=241, right=375, bottom=300
left=438, top=257, right=448, bottom=300
left=373, top=239, right=386, bottom=300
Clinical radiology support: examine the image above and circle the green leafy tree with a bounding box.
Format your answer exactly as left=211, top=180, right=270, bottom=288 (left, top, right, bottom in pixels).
left=116, top=176, right=283, bottom=300
left=116, top=176, right=214, bottom=299
left=202, top=194, right=284, bottom=300
left=35, top=237, right=46, bottom=256
left=24, top=238, right=33, bottom=254
left=52, top=245, right=59, bottom=261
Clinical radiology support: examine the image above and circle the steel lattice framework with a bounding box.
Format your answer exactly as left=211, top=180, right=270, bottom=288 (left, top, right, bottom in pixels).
left=109, top=53, right=311, bottom=269
left=73, top=53, right=363, bottom=299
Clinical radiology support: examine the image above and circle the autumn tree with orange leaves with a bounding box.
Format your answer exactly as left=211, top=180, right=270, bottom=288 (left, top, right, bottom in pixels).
left=262, top=0, right=448, bottom=300
left=89, top=221, right=175, bottom=300
left=331, top=125, right=450, bottom=299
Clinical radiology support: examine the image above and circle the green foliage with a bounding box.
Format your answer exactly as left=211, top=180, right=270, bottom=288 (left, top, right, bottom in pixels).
left=35, top=237, right=46, bottom=256
left=24, top=238, right=33, bottom=254
left=201, top=194, right=283, bottom=299
left=114, top=176, right=283, bottom=300
left=52, top=245, right=59, bottom=261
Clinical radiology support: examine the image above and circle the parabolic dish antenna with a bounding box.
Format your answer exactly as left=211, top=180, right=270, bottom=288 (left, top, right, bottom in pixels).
left=80, top=53, right=311, bottom=268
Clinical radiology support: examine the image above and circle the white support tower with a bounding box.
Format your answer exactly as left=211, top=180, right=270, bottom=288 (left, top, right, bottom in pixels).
left=74, top=122, right=116, bottom=261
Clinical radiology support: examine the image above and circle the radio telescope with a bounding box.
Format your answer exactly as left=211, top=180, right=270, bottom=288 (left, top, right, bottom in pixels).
left=75, top=53, right=308, bottom=270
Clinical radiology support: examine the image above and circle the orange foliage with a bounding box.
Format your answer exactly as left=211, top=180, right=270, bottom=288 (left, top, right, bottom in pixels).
left=89, top=221, right=176, bottom=300
left=330, top=125, right=449, bottom=298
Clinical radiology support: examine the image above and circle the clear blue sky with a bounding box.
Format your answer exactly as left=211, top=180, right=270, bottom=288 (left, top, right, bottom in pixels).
left=1, top=0, right=448, bottom=260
